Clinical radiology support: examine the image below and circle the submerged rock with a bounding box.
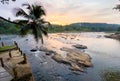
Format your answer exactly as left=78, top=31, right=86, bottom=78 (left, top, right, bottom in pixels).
left=52, top=47, right=92, bottom=72
left=73, top=44, right=87, bottom=49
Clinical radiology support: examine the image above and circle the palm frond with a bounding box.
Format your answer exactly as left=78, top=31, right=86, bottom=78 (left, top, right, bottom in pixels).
left=30, top=5, right=46, bottom=19
left=14, top=8, right=29, bottom=18
left=38, top=19, right=51, bottom=27
left=20, top=24, right=31, bottom=36
left=22, top=3, right=31, bottom=9
left=40, top=25, right=48, bottom=36
left=13, top=20, right=29, bottom=25
left=114, top=5, right=120, bottom=11
left=41, top=28, right=48, bottom=36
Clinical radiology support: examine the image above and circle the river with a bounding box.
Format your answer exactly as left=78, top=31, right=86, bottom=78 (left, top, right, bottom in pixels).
left=0, top=32, right=120, bottom=81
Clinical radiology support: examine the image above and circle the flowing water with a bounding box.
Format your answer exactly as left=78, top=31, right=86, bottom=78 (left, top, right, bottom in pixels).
left=0, top=32, right=120, bottom=81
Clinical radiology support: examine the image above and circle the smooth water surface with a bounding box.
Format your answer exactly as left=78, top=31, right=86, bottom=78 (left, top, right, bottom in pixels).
left=1, top=32, right=120, bottom=81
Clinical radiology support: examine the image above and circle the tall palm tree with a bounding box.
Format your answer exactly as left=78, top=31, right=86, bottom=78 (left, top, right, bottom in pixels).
left=0, top=3, right=51, bottom=44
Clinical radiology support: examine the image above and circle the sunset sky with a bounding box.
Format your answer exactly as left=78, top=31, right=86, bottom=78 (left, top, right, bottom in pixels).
left=0, top=0, right=120, bottom=25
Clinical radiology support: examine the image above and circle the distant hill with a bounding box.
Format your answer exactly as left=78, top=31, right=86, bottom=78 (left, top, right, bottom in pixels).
left=0, top=18, right=120, bottom=34
left=70, top=22, right=120, bottom=27
left=48, top=22, right=120, bottom=32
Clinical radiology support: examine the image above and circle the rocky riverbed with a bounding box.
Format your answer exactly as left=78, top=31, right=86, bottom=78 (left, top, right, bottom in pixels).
left=38, top=33, right=92, bottom=72
left=2, top=32, right=120, bottom=81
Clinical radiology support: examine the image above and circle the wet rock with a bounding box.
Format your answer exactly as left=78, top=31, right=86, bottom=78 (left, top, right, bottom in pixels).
left=52, top=54, right=71, bottom=65
left=30, top=49, right=37, bottom=52
left=25, top=39, right=28, bottom=41
left=40, top=46, right=56, bottom=55
left=70, top=63, right=84, bottom=72
left=30, top=46, right=40, bottom=52
left=104, top=33, right=120, bottom=40
left=46, top=52, right=53, bottom=56
left=52, top=47, right=92, bottom=72
left=73, top=44, right=87, bottom=49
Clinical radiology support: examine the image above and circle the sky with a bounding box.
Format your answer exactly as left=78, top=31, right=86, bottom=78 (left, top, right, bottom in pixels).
left=0, top=0, right=120, bottom=25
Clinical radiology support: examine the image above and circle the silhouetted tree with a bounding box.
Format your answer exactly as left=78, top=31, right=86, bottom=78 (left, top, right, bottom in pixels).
left=0, top=3, right=50, bottom=44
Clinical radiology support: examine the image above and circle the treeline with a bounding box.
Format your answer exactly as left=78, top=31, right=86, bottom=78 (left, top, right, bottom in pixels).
left=0, top=18, right=120, bottom=34
left=0, top=19, right=19, bottom=34
left=48, top=23, right=120, bottom=33
left=48, top=24, right=91, bottom=33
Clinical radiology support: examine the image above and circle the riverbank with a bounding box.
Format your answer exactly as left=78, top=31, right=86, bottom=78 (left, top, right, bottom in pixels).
left=0, top=48, right=34, bottom=81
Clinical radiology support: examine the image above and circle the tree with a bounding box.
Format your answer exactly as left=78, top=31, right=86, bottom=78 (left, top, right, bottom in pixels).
left=0, top=0, right=16, bottom=4
left=114, top=1, right=120, bottom=11
left=0, top=3, right=50, bottom=44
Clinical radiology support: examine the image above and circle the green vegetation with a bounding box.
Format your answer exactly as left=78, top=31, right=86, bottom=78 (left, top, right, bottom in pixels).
left=0, top=21, right=120, bottom=34
left=0, top=19, right=19, bottom=34
left=101, top=70, right=120, bottom=81
left=48, top=23, right=120, bottom=33
left=117, top=27, right=120, bottom=33
left=0, top=45, right=16, bottom=52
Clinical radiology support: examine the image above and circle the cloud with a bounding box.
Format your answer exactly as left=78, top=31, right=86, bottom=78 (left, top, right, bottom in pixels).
left=0, top=0, right=120, bottom=25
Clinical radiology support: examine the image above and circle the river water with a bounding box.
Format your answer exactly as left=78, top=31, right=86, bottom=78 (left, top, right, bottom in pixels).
left=0, top=32, right=120, bottom=81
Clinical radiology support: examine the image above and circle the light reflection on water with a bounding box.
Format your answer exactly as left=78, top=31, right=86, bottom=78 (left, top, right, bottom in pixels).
left=46, top=32, right=120, bottom=81
left=1, top=32, right=120, bottom=81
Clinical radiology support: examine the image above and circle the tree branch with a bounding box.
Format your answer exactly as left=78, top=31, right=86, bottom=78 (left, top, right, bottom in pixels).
left=0, top=16, right=19, bottom=25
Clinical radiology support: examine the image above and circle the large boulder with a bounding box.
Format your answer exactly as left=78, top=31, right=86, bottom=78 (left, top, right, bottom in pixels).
left=52, top=47, right=92, bottom=72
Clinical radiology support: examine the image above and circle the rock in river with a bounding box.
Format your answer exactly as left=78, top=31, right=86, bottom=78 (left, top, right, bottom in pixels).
left=73, top=44, right=87, bottom=49
left=104, top=33, right=120, bottom=40
left=52, top=47, right=92, bottom=72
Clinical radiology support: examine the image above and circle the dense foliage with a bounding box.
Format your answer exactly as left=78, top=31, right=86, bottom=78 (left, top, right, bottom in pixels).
left=0, top=19, right=19, bottom=34
left=48, top=23, right=120, bottom=33
left=0, top=20, right=120, bottom=34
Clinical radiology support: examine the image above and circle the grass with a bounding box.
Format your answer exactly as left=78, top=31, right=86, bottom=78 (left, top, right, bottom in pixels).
left=101, top=70, right=120, bottom=81
left=0, top=45, right=16, bottom=52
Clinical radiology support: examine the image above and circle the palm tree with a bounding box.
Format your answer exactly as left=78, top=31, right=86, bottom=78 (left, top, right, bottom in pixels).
left=0, top=3, right=51, bottom=44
